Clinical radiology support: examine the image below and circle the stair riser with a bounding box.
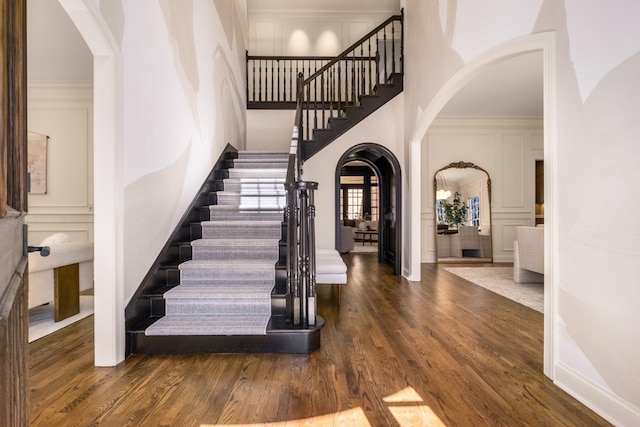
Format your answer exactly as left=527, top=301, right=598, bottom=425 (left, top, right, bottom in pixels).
left=237, top=152, right=289, bottom=160
left=217, top=194, right=286, bottom=208
left=209, top=212, right=284, bottom=222
left=192, top=247, right=278, bottom=261
left=223, top=182, right=285, bottom=192
left=228, top=169, right=286, bottom=179
left=179, top=268, right=275, bottom=283
left=233, top=161, right=289, bottom=169
left=201, top=227, right=282, bottom=239
left=166, top=300, right=272, bottom=316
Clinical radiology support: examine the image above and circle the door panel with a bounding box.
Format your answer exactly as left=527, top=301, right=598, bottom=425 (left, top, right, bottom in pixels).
left=0, top=0, right=29, bottom=423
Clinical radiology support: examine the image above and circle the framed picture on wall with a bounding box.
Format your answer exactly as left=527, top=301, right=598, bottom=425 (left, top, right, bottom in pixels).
left=27, top=131, right=48, bottom=194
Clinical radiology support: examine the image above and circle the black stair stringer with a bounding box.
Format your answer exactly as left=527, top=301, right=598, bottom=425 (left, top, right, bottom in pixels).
left=302, top=73, right=403, bottom=161
left=125, top=144, right=237, bottom=356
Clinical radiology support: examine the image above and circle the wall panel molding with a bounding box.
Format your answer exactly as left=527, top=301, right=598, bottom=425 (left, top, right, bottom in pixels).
left=26, top=81, right=94, bottom=244
left=424, top=116, right=543, bottom=263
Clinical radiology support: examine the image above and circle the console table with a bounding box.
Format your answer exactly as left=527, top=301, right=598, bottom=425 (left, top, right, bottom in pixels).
left=354, top=230, right=378, bottom=245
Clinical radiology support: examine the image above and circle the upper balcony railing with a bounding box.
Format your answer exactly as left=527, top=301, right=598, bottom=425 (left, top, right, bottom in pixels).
left=247, top=10, right=403, bottom=115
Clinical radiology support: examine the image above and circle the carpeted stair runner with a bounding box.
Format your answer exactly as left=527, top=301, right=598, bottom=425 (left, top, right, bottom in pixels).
left=146, top=151, right=288, bottom=337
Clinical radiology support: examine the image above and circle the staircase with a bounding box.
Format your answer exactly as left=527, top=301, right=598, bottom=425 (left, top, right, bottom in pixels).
left=126, top=12, right=404, bottom=355
left=301, top=72, right=402, bottom=160
left=247, top=12, right=404, bottom=161
left=126, top=150, right=323, bottom=355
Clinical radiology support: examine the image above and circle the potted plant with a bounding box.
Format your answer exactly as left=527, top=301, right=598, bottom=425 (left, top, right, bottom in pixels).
left=440, top=192, right=468, bottom=228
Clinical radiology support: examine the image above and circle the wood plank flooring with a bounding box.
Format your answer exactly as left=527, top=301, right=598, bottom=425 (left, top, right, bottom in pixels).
left=29, top=254, right=611, bottom=426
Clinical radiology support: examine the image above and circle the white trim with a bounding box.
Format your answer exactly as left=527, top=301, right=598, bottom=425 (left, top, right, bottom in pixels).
left=58, top=0, right=125, bottom=367
left=555, top=363, right=640, bottom=427
left=541, top=32, right=558, bottom=381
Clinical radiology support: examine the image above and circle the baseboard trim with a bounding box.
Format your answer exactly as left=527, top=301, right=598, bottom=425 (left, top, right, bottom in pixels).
left=555, top=363, right=640, bottom=427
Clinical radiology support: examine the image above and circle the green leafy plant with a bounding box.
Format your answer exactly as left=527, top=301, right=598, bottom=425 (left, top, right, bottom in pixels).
left=440, top=191, right=468, bottom=227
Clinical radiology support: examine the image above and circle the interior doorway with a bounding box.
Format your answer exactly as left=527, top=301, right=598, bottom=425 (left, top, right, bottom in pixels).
left=335, top=143, right=402, bottom=275
left=340, top=161, right=379, bottom=253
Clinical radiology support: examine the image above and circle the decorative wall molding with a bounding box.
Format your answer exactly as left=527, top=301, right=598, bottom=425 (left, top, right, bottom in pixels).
left=28, top=81, right=93, bottom=101
left=429, top=116, right=543, bottom=130
left=423, top=117, right=543, bottom=264
left=26, top=81, right=94, bottom=244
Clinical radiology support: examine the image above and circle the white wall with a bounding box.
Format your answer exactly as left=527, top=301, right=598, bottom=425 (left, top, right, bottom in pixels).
left=404, top=1, right=640, bottom=424
left=97, top=1, right=248, bottom=303
left=303, top=94, right=404, bottom=250
left=26, top=82, right=94, bottom=245
left=248, top=10, right=397, bottom=56
left=246, top=109, right=295, bottom=152
left=422, top=117, right=542, bottom=263
left=27, top=0, right=93, bottom=81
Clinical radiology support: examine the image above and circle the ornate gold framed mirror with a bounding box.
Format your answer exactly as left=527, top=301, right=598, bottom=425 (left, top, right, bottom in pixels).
left=434, top=162, right=493, bottom=263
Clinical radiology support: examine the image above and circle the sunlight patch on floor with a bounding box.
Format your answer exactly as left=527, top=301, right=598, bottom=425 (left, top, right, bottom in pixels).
left=203, top=407, right=370, bottom=426
left=203, top=387, right=448, bottom=426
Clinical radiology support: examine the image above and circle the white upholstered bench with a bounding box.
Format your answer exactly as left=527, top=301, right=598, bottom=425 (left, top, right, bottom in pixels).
left=316, top=249, right=347, bottom=303
left=28, top=233, right=94, bottom=321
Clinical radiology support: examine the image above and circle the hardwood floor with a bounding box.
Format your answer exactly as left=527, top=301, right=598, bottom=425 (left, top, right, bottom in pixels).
left=29, top=254, right=611, bottom=426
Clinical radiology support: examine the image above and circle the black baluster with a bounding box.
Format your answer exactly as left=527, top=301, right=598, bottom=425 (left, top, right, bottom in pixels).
left=245, top=51, right=249, bottom=102
left=376, top=33, right=380, bottom=86
left=321, top=71, right=325, bottom=129
left=392, top=21, right=396, bottom=75
left=270, top=59, right=274, bottom=101
left=368, top=38, right=373, bottom=93
left=337, top=62, right=342, bottom=114
left=400, top=10, right=404, bottom=76
left=351, top=50, right=356, bottom=105
left=383, top=27, right=388, bottom=82
left=360, top=43, right=365, bottom=96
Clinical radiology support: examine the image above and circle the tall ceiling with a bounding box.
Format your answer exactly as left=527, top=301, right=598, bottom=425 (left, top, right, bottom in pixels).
left=439, top=51, right=543, bottom=117
left=27, top=0, right=542, bottom=117
left=247, top=0, right=400, bottom=13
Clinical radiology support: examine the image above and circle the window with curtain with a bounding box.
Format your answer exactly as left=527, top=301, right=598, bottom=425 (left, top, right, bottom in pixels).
left=469, top=196, right=480, bottom=227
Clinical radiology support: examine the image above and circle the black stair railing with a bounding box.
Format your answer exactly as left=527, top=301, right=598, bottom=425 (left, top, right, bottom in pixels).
left=246, top=55, right=336, bottom=105
left=299, top=11, right=403, bottom=141
left=285, top=75, right=317, bottom=326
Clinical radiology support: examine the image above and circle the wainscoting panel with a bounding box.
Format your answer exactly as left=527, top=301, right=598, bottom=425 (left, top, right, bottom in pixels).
left=27, top=82, right=94, bottom=245
left=423, top=117, right=543, bottom=264
left=25, top=212, right=93, bottom=245
left=500, top=134, right=526, bottom=208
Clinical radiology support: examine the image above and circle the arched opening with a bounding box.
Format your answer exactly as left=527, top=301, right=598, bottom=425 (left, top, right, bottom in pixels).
left=335, top=143, right=402, bottom=275
left=408, top=32, right=557, bottom=377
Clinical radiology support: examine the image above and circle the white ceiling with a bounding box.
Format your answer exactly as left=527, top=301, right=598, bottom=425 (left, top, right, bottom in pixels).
left=439, top=51, right=543, bottom=117
left=247, top=0, right=400, bottom=13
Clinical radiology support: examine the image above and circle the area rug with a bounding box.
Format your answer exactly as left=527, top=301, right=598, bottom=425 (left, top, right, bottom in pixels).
left=444, top=267, right=543, bottom=313
left=28, top=296, right=94, bottom=343
left=351, top=244, right=378, bottom=253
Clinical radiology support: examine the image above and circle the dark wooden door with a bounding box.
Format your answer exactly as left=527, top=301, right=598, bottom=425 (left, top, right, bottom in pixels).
left=376, top=158, right=398, bottom=273
left=0, top=0, right=29, bottom=424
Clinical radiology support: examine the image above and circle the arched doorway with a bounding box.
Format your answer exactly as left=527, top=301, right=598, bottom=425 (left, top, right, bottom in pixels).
left=335, top=143, right=402, bottom=275
left=408, top=32, right=557, bottom=377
